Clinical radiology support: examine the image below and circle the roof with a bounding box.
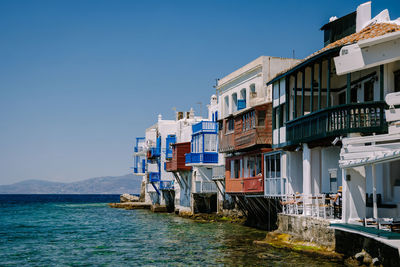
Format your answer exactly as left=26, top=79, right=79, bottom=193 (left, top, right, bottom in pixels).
left=268, top=23, right=400, bottom=85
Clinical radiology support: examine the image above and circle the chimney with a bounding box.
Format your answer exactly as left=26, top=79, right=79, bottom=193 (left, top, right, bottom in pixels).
left=356, top=1, right=371, bottom=32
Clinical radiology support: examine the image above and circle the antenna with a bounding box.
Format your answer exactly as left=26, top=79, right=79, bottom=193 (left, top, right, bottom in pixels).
left=292, top=49, right=295, bottom=59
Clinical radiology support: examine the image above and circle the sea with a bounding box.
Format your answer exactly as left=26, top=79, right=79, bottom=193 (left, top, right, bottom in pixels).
left=0, top=194, right=342, bottom=266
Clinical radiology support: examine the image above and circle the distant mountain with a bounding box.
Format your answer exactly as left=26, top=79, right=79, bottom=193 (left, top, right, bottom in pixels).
left=0, top=174, right=142, bottom=194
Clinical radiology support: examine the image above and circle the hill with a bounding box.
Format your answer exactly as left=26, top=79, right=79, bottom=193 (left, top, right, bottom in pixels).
left=0, top=174, right=142, bottom=194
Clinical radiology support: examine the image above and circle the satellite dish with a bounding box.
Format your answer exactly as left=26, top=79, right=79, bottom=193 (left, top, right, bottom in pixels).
left=385, top=92, right=400, bottom=106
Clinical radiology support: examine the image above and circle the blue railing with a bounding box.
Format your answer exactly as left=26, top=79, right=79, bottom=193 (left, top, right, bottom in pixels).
left=134, top=137, right=146, bottom=153
left=149, top=172, right=160, bottom=182
left=160, top=180, right=174, bottom=190
left=185, top=152, right=218, bottom=164
left=237, top=99, right=246, bottom=110
left=192, top=121, right=218, bottom=135
left=142, top=159, right=146, bottom=173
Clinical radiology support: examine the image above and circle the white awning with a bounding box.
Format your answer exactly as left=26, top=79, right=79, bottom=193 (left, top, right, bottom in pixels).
left=340, top=133, right=400, bottom=168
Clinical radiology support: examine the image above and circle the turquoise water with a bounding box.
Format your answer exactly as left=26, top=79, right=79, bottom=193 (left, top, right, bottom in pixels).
left=0, top=195, right=342, bottom=266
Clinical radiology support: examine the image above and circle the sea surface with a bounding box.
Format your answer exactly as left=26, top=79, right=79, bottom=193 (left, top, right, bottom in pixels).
left=0, top=194, right=342, bottom=266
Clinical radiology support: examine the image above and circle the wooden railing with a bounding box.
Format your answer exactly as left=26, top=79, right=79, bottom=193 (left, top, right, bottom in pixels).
left=286, top=101, right=387, bottom=146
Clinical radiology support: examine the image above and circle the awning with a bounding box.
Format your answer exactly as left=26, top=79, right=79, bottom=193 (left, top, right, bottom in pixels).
left=340, top=133, right=400, bottom=168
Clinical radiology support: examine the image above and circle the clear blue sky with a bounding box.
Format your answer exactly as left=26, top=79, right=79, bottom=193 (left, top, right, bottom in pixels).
left=0, top=0, right=399, bottom=185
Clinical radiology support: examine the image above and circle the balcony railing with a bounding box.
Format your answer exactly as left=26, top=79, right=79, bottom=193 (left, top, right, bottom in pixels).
left=286, top=101, right=387, bottom=146
left=212, top=165, right=225, bottom=180
left=134, top=137, right=146, bottom=153
left=160, top=180, right=174, bottom=190
left=195, top=181, right=217, bottom=193
left=192, top=121, right=218, bottom=134
left=149, top=172, right=160, bottom=182
left=237, top=99, right=246, bottom=110
left=265, top=178, right=287, bottom=197
left=185, top=152, right=218, bottom=164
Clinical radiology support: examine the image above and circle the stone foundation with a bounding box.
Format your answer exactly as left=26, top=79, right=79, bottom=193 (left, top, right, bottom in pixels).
left=151, top=204, right=168, bottom=212
left=277, top=214, right=335, bottom=249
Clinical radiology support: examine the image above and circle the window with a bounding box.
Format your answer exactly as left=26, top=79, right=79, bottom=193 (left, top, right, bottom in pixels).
left=265, top=153, right=281, bottom=179
left=273, top=81, right=280, bottom=100
left=242, top=111, right=256, bottom=132
left=258, top=110, right=266, bottom=127
left=273, top=107, right=279, bottom=129
left=394, top=70, right=400, bottom=92
left=248, top=156, right=255, bottom=177
left=232, top=93, right=238, bottom=112
left=240, top=88, right=246, bottom=102
left=218, top=121, right=223, bottom=131
left=224, top=96, right=229, bottom=115
left=278, top=104, right=285, bottom=128
left=338, top=92, right=346, bottom=105
left=227, top=118, right=234, bottom=133
left=250, top=84, right=256, bottom=93
left=256, top=155, right=262, bottom=175
left=364, top=81, right=374, bottom=102
left=204, top=134, right=217, bottom=152
left=351, top=86, right=358, bottom=103
left=234, top=159, right=240, bottom=178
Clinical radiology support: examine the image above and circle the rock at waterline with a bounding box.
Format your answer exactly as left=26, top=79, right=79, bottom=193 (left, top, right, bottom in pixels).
left=120, top=194, right=139, bottom=203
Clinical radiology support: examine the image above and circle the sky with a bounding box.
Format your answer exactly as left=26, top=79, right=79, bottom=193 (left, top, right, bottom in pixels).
left=0, top=0, right=399, bottom=185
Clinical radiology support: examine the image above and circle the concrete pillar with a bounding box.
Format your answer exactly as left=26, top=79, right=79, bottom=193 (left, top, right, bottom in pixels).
left=342, top=168, right=349, bottom=223
left=311, top=147, right=321, bottom=194
left=303, top=143, right=312, bottom=216
left=303, top=143, right=312, bottom=196
left=343, top=167, right=366, bottom=222
left=372, top=164, right=378, bottom=219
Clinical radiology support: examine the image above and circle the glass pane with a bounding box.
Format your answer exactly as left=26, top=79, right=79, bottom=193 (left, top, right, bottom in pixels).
left=275, top=154, right=281, bottom=178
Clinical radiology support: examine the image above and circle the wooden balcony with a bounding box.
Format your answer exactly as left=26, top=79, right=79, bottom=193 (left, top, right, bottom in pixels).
left=218, top=132, right=234, bottom=153
left=286, top=101, right=388, bottom=146
left=234, top=128, right=272, bottom=151
left=234, top=103, right=272, bottom=151
left=225, top=178, right=244, bottom=193
left=243, top=176, right=264, bottom=193
left=165, top=142, right=191, bottom=172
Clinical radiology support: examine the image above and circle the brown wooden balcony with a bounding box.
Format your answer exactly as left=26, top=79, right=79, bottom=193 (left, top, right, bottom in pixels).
left=165, top=142, right=191, bottom=172
left=234, top=103, right=272, bottom=151
left=218, top=132, right=234, bottom=153
left=286, top=101, right=388, bottom=146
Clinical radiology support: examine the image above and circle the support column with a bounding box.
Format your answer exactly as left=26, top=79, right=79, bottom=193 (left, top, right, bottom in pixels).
left=372, top=164, right=378, bottom=219
left=302, top=143, right=312, bottom=216
left=346, top=73, right=351, bottom=104
left=286, top=76, right=290, bottom=121
left=342, top=168, right=349, bottom=223
left=310, top=65, right=314, bottom=112
left=301, top=70, right=305, bottom=116
left=294, top=73, right=297, bottom=118
left=327, top=59, right=331, bottom=107
left=318, top=61, right=322, bottom=110
left=380, top=65, right=384, bottom=101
